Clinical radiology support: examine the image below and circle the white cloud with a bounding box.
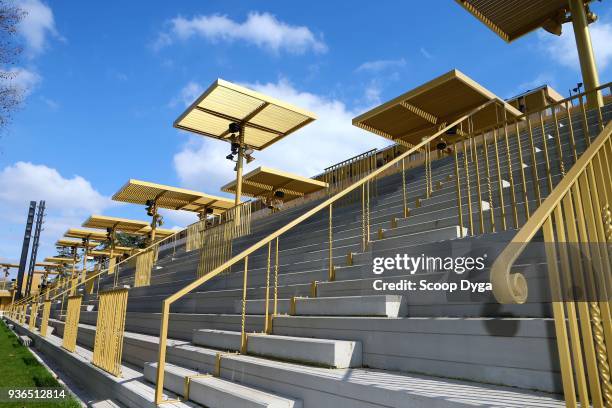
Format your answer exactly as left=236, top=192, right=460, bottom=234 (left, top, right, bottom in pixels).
left=173, top=78, right=391, bottom=194
left=420, top=47, right=432, bottom=59
left=0, top=162, right=113, bottom=268
left=17, top=0, right=61, bottom=56
left=6, top=67, right=41, bottom=97
left=355, top=58, right=406, bottom=73
left=170, top=81, right=204, bottom=108
left=539, top=19, right=612, bottom=71
left=154, top=12, right=327, bottom=54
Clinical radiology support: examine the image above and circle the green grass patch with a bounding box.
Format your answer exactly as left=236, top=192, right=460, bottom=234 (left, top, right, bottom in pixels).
left=0, top=320, right=81, bottom=408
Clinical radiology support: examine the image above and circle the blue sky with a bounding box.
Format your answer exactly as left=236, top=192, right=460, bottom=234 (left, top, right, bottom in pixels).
left=1, top=1, right=611, bottom=275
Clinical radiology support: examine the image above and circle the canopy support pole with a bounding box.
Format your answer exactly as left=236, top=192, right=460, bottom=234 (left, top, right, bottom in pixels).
left=569, top=0, right=603, bottom=109
left=234, top=126, right=245, bottom=225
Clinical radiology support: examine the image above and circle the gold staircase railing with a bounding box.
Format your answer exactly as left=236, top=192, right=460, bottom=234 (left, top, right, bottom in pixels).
left=153, top=99, right=498, bottom=404
left=489, top=120, right=612, bottom=407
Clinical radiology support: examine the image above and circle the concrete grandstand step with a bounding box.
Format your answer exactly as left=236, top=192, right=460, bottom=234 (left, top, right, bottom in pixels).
left=192, top=330, right=362, bottom=368
left=144, top=362, right=302, bottom=408
left=234, top=295, right=402, bottom=317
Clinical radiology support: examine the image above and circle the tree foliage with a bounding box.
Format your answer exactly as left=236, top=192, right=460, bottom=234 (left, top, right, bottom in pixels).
left=0, top=1, right=25, bottom=128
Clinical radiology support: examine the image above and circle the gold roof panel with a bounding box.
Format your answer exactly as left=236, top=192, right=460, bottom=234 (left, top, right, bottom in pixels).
left=352, top=69, right=522, bottom=146
left=44, top=257, right=75, bottom=264
left=83, top=215, right=149, bottom=233
left=113, top=179, right=236, bottom=214
left=174, top=79, right=317, bottom=150
left=65, top=228, right=108, bottom=241
left=222, top=166, right=328, bottom=201
left=507, top=85, right=565, bottom=112
left=455, top=0, right=569, bottom=43
left=0, top=263, right=19, bottom=268
left=56, top=238, right=100, bottom=248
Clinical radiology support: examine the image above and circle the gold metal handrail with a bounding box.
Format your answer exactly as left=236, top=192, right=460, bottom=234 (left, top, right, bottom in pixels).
left=488, top=121, right=612, bottom=407
left=490, top=118, right=612, bottom=304
left=153, top=98, right=498, bottom=404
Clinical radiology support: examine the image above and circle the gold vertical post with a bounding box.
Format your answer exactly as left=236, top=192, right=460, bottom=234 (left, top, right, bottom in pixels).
left=240, top=256, right=249, bottom=354
left=492, top=111, right=506, bottom=230
left=568, top=0, right=603, bottom=109
left=502, top=112, right=518, bottom=228
left=273, top=237, right=279, bottom=317
left=472, top=130, right=485, bottom=234
left=361, top=184, right=366, bottom=251
left=453, top=142, right=464, bottom=237
left=462, top=137, right=474, bottom=235
left=264, top=242, right=272, bottom=334
left=234, top=126, right=245, bottom=225
left=401, top=158, right=408, bottom=218
left=539, top=112, right=554, bottom=193
left=483, top=134, right=495, bottom=231
left=552, top=107, right=567, bottom=177
left=328, top=204, right=334, bottom=281
left=40, top=300, right=51, bottom=337
left=527, top=116, right=543, bottom=205
left=566, top=99, right=579, bottom=163
left=514, top=121, right=530, bottom=221
left=154, top=301, right=170, bottom=404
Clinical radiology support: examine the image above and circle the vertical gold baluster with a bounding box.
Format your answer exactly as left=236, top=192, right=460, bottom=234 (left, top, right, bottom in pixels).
left=514, top=121, right=530, bottom=221
left=492, top=106, right=506, bottom=230
left=361, top=184, right=366, bottom=251
left=402, top=158, right=408, bottom=218
left=273, top=238, right=279, bottom=317
left=565, top=99, right=579, bottom=163
left=328, top=204, right=335, bottom=281
left=462, top=137, right=474, bottom=235
left=502, top=110, right=518, bottom=228
left=240, top=256, right=249, bottom=354
left=483, top=133, right=495, bottom=231
left=539, top=112, right=554, bottom=193
left=579, top=93, right=591, bottom=145
left=471, top=128, right=485, bottom=234
left=526, top=115, right=542, bottom=205
left=264, top=242, right=271, bottom=334
left=552, top=105, right=566, bottom=177
left=453, top=141, right=464, bottom=237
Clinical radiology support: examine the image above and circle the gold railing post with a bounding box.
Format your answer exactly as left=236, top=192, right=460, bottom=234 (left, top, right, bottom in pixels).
left=453, top=144, right=464, bottom=237
left=361, top=184, right=366, bottom=251
left=502, top=112, right=518, bottom=229
left=462, top=137, right=474, bottom=235
left=92, top=287, right=129, bottom=377
left=539, top=112, right=554, bottom=193
left=273, top=238, right=279, bottom=317
left=40, top=300, right=51, bottom=337
left=492, top=107, right=506, bottom=230
left=328, top=204, right=335, bottom=281
left=401, top=158, right=408, bottom=218
left=264, top=242, right=272, bottom=334
left=240, top=256, right=249, bottom=354
left=472, top=130, right=485, bottom=234
left=154, top=301, right=170, bottom=405
left=526, top=115, right=543, bottom=205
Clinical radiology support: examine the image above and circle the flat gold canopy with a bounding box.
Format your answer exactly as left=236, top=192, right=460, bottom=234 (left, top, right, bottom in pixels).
left=455, top=0, right=569, bottom=42
left=83, top=215, right=149, bottom=233
left=222, top=166, right=328, bottom=201
left=0, top=263, right=19, bottom=268
left=506, top=85, right=565, bottom=113
left=352, top=69, right=522, bottom=146
left=89, top=247, right=135, bottom=257
left=113, top=179, right=236, bottom=215
left=65, top=228, right=108, bottom=241
left=36, top=262, right=60, bottom=268
left=56, top=239, right=100, bottom=249
left=44, top=257, right=75, bottom=264
left=174, top=79, right=317, bottom=150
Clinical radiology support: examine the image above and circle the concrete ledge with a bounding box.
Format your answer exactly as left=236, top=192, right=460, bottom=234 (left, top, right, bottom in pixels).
left=295, top=295, right=402, bottom=317
left=247, top=333, right=362, bottom=369
left=193, top=329, right=241, bottom=351
left=144, top=362, right=302, bottom=408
